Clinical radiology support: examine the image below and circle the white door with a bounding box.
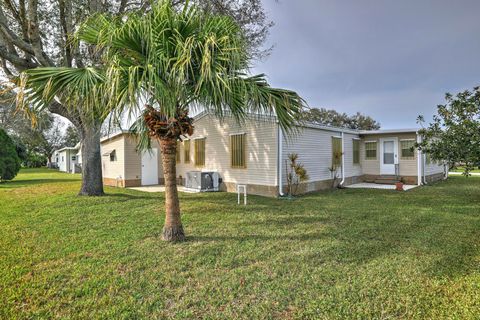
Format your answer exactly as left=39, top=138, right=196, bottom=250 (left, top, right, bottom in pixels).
left=141, top=148, right=158, bottom=185
left=380, top=138, right=398, bottom=175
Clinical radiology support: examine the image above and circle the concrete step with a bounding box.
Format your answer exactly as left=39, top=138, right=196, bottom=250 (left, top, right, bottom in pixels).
left=374, top=179, right=401, bottom=185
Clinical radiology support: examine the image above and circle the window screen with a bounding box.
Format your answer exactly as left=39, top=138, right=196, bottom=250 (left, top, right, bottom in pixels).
left=353, top=140, right=360, bottom=164
left=194, top=138, right=205, bottom=166
left=365, top=142, right=377, bottom=160
left=400, top=140, right=415, bottom=159
left=176, top=141, right=181, bottom=163
left=230, top=134, right=246, bottom=168
left=332, top=137, right=342, bottom=166
left=184, top=140, right=190, bottom=163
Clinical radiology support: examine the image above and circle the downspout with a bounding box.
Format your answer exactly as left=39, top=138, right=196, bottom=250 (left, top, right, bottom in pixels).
left=422, top=152, right=428, bottom=185
left=277, top=124, right=284, bottom=196
left=339, top=131, right=345, bottom=186
left=416, top=133, right=423, bottom=186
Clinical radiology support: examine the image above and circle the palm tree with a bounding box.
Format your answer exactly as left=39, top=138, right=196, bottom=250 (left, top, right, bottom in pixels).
left=77, top=0, right=306, bottom=241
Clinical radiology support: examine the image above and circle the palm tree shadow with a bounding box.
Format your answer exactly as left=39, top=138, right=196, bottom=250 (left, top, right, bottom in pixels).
left=188, top=232, right=328, bottom=243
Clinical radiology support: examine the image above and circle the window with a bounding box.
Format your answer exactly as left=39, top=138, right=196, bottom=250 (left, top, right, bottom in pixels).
left=365, top=141, right=377, bottom=160
left=71, top=156, right=76, bottom=161
left=194, top=138, right=205, bottom=166
left=109, top=150, right=116, bottom=162
left=230, top=133, right=246, bottom=168
left=184, top=140, right=190, bottom=163
left=176, top=141, right=181, bottom=163
left=331, top=136, right=342, bottom=167
left=353, top=139, right=360, bottom=164
left=62, top=156, right=64, bottom=162
left=400, top=139, right=415, bottom=159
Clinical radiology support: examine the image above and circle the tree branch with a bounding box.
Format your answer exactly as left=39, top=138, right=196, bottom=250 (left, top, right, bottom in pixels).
left=58, top=0, right=72, bottom=67
left=0, top=57, right=14, bottom=77
left=0, top=5, right=36, bottom=55
left=118, top=0, right=128, bottom=14
left=0, top=39, right=37, bottom=70
left=26, top=0, right=54, bottom=66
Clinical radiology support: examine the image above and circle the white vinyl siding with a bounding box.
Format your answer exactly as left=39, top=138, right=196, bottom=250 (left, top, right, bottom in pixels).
left=282, top=128, right=362, bottom=189
left=176, top=114, right=278, bottom=187
left=424, top=153, right=444, bottom=176
left=101, top=135, right=126, bottom=180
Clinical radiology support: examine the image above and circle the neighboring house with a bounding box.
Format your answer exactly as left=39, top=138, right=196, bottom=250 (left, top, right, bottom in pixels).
left=52, top=142, right=81, bottom=173
left=100, top=112, right=447, bottom=197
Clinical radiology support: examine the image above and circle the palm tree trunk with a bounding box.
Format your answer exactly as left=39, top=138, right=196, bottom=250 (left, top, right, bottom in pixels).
left=79, top=122, right=104, bottom=196
left=159, top=137, right=185, bottom=242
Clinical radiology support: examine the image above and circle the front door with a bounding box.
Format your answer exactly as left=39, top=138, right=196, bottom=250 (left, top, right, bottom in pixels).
left=141, top=148, right=158, bottom=185
left=380, top=138, right=398, bottom=175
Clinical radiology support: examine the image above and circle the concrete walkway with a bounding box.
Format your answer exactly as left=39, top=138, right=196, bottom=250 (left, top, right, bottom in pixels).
left=448, top=172, right=480, bottom=176
left=129, top=185, right=190, bottom=193
left=346, top=183, right=418, bottom=191
left=128, top=185, right=200, bottom=193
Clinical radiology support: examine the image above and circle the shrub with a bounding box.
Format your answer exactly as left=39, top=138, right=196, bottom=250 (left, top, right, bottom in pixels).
left=285, top=153, right=309, bottom=197
left=0, top=129, right=21, bottom=181
left=23, top=152, right=47, bottom=168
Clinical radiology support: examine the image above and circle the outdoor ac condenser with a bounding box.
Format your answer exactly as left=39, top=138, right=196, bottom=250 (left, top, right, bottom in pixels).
left=185, top=171, right=221, bottom=192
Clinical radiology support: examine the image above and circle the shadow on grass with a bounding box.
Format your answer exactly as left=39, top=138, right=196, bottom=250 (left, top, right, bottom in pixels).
left=106, top=193, right=158, bottom=201
left=0, top=178, right=81, bottom=189
left=188, top=232, right=328, bottom=242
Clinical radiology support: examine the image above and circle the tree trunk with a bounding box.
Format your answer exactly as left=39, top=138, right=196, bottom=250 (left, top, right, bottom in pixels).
left=158, top=137, right=185, bottom=242
left=79, top=122, right=104, bottom=196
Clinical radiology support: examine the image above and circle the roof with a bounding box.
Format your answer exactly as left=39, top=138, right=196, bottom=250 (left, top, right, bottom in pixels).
left=100, top=130, right=131, bottom=143
left=55, top=146, right=78, bottom=153
left=358, top=128, right=418, bottom=135
left=194, top=110, right=360, bottom=134
left=102, top=111, right=417, bottom=140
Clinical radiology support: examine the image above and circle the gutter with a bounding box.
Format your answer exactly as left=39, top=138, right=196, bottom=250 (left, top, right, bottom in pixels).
left=277, top=124, right=284, bottom=196
left=416, top=133, right=423, bottom=186
left=339, top=132, right=345, bottom=186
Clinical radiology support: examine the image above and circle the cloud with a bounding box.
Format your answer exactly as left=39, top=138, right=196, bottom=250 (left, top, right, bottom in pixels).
left=254, top=0, right=480, bottom=128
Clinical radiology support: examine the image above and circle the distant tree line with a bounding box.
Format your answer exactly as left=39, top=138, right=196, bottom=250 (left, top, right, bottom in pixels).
left=0, top=88, right=80, bottom=168
left=301, top=108, right=381, bottom=130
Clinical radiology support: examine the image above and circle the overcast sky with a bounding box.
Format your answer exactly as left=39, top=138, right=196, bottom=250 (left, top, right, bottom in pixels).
left=253, top=0, right=480, bottom=129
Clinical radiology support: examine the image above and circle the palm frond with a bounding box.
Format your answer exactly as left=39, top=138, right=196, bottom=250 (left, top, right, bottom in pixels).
left=18, top=67, right=110, bottom=123
left=73, top=0, right=305, bottom=146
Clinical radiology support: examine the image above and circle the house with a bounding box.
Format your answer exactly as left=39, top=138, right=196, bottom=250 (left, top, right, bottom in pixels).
left=52, top=143, right=81, bottom=173
left=99, top=112, right=447, bottom=197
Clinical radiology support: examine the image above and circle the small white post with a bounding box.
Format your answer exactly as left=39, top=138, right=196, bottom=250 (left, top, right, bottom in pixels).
left=237, top=184, right=247, bottom=205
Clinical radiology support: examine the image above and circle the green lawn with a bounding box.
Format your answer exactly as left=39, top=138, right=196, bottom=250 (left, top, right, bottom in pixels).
left=1, top=169, right=479, bottom=319
left=450, top=166, right=480, bottom=173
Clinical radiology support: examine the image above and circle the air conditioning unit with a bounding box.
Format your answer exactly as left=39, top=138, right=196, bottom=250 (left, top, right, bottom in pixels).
left=185, top=171, right=221, bottom=192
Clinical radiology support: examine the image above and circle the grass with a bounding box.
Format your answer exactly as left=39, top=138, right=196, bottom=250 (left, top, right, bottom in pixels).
left=1, top=168, right=479, bottom=319
left=450, top=166, right=480, bottom=173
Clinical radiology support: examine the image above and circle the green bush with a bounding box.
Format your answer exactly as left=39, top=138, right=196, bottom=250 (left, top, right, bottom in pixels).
left=23, top=151, right=47, bottom=168
left=0, top=129, right=21, bottom=181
